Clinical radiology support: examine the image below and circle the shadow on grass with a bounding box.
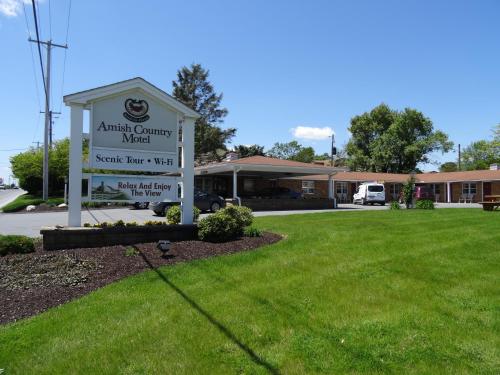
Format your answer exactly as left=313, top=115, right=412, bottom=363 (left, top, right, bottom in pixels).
left=137, top=248, right=279, bottom=374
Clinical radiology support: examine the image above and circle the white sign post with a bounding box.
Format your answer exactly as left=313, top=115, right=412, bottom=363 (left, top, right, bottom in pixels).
left=64, top=78, right=199, bottom=227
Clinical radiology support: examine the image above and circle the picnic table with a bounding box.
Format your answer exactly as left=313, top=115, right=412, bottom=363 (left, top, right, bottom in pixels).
left=479, top=195, right=500, bottom=211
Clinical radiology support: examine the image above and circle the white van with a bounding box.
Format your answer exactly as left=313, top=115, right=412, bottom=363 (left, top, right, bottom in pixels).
left=353, top=182, right=386, bottom=205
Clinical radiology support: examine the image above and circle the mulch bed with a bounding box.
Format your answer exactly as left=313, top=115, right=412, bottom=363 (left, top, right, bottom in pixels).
left=0, top=232, right=282, bottom=325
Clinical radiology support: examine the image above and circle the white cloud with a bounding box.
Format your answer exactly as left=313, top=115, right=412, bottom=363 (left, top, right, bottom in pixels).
left=0, top=0, right=38, bottom=17
left=291, top=126, right=334, bottom=140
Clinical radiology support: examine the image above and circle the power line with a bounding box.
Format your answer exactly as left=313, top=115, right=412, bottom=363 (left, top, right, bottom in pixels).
left=30, top=0, right=47, bottom=97
left=22, top=2, right=42, bottom=112
left=48, top=0, right=52, bottom=39
left=58, top=0, right=72, bottom=113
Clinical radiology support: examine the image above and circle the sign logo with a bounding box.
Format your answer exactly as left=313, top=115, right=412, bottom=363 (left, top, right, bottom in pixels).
left=123, top=98, right=150, bottom=123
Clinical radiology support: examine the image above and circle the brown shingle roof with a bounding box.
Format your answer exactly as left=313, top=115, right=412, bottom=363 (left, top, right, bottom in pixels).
left=228, top=155, right=330, bottom=169
left=416, top=169, right=500, bottom=183
left=289, top=169, right=500, bottom=183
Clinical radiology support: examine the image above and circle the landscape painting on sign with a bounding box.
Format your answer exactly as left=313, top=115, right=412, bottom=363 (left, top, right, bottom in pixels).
left=90, top=175, right=180, bottom=202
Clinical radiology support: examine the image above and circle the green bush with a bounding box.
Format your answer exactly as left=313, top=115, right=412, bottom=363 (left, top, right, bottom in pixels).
left=144, top=220, right=166, bottom=226
left=124, top=246, right=139, bottom=257
left=1, top=194, right=65, bottom=213
left=113, top=220, right=126, bottom=227
left=0, top=235, right=35, bottom=256
left=402, top=177, right=415, bottom=208
left=416, top=199, right=435, bottom=210
left=223, top=205, right=253, bottom=228
left=244, top=226, right=262, bottom=237
left=390, top=201, right=401, bottom=210
left=198, top=205, right=254, bottom=242
left=1, top=195, right=44, bottom=212
left=166, top=205, right=201, bottom=224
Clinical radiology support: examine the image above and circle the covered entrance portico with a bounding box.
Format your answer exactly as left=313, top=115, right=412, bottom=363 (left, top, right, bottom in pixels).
left=195, top=156, right=345, bottom=210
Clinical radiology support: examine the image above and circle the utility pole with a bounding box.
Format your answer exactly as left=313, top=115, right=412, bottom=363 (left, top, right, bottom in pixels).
left=330, top=133, right=337, bottom=167
left=458, top=144, right=461, bottom=170
left=32, top=141, right=41, bottom=150
left=29, top=38, right=67, bottom=200
left=41, top=110, right=61, bottom=147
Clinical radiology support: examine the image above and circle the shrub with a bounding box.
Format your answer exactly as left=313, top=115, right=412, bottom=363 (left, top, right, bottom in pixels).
left=1, top=195, right=44, bottom=213
left=390, top=201, right=401, bottom=210
left=416, top=199, right=435, bottom=210
left=223, top=205, right=253, bottom=228
left=113, top=220, right=126, bottom=227
left=125, top=221, right=139, bottom=227
left=124, top=246, right=139, bottom=257
left=166, top=205, right=201, bottom=224
left=83, top=222, right=92, bottom=227
left=402, top=177, right=415, bottom=208
left=144, top=220, right=166, bottom=226
left=244, top=226, right=262, bottom=237
left=198, top=205, right=254, bottom=242
left=0, top=235, right=35, bottom=256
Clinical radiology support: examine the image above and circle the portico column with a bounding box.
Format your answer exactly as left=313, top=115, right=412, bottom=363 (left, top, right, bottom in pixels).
left=181, top=117, right=195, bottom=224
left=328, top=175, right=333, bottom=199
left=232, top=167, right=240, bottom=205
left=446, top=182, right=451, bottom=203
left=68, top=104, right=84, bottom=227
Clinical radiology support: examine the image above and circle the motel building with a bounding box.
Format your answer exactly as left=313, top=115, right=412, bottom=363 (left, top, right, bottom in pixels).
left=194, top=155, right=500, bottom=209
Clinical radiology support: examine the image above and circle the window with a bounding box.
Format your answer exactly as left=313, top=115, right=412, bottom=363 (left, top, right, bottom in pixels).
left=302, top=180, right=315, bottom=194
left=243, top=179, right=255, bottom=192
left=336, top=182, right=347, bottom=195
left=368, top=185, right=384, bottom=192
left=462, top=183, right=477, bottom=195
left=431, top=184, right=441, bottom=195
left=390, top=184, right=401, bottom=195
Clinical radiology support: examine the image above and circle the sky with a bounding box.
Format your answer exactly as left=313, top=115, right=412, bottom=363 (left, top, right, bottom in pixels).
left=1, top=0, right=500, bottom=182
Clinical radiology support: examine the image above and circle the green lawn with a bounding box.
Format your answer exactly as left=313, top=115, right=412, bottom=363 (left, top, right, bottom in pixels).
left=0, top=194, right=64, bottom=212
left=1, top=209, right=499, bottom=374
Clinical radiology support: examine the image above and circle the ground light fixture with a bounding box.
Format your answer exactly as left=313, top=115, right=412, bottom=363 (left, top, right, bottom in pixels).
left=157, top=240, right=171, bottom=257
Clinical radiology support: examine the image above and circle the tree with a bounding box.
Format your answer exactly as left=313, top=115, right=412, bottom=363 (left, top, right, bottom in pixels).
left=172, top=64, right=235, bottom=161
left=266, top=141, right=315, bottom=163
left=402, top=176, right=416, bottom=209
left=10, top=138, right=71, bottom=195
left=346, top=104, right=453, bottom=173
left=461, top=140, right=500, bottom=170
left=233, top=144, right=265, bottom=158
left=440, top=161, right=458, bottom=172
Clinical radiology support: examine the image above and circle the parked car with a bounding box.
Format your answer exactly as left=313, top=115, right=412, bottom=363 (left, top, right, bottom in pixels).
left=150, top=189, right=226, bottom=216
left=133, top=202, right=149, bottom=209
left=260, top=187, right=302, bottom=199
left=414, top=186, right=434, bottom=201
left=353, top=182, right=386, bottom=205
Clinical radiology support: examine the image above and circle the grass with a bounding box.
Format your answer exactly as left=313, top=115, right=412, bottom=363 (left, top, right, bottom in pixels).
left=0, top=194, right=64, bottom=212
left=1, top=209, right=499, bottom=374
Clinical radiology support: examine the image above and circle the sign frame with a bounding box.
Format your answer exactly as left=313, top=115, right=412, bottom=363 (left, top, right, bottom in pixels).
left=64, top=78, right=199, bottom=227
left=88, top=94, right=179, bottom=173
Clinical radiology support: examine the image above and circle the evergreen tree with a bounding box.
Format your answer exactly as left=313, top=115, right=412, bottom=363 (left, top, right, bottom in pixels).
left=172, top=64, right=236, bottom=161
left=233, top=144, right=265, bottom=158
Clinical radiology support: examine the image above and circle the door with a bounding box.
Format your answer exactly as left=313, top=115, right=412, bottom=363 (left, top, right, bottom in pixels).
left=350, top=183, right=357, bottom=202
left=483, top=182, right=492, bottom=198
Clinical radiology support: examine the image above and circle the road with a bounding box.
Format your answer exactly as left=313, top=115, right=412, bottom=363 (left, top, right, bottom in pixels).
left=0, top=202, right=481, bottom=237
left=0, top=189, right=26, bottom=209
